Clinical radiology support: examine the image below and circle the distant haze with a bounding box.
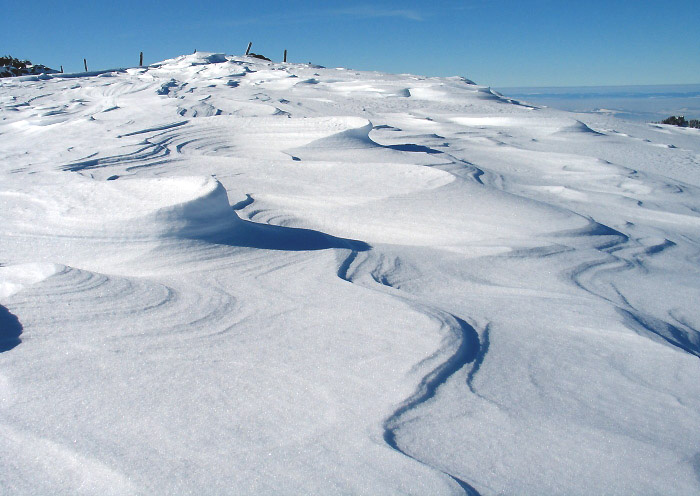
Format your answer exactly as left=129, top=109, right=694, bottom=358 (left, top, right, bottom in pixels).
left=497, top=84, right=700, bottom=122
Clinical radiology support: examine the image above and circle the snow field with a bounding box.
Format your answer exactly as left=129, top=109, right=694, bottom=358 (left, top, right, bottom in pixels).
left=1, top=51, right=699, bottom=494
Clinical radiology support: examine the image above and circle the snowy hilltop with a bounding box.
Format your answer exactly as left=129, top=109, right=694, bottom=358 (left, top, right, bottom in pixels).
left=1, top=52, right=699, bottom=495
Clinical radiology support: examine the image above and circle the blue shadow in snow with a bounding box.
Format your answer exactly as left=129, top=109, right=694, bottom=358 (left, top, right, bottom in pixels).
left=213, top=219, right=371, bottom=252
left=0, top=305, right=22, bottom=353
left=385, top=143, right=443, bottom=154
left=383, top=314, right=483, bottom=495
left=231, top=194, right=255, bottom=211
left=619, top=308, right=700, bottom=359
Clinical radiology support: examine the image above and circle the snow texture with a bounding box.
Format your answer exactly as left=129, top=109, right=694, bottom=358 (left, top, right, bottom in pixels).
left=1, top=52, right=699, bottom=495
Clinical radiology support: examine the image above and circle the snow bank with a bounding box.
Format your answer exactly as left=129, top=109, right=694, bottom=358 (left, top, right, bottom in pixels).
left=1, top=175, right=240, bottom=240
left=152, top=52, right=229, bottom=69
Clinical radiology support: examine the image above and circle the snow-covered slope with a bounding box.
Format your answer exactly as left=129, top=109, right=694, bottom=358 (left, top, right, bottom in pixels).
left=1, top=52, right=699, bottom=495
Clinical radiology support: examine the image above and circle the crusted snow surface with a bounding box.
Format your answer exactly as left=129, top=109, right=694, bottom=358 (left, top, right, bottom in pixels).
left=1, top=52, right=699, bottom=495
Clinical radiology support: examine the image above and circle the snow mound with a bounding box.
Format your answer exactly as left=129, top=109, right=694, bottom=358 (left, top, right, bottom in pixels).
left=553, top=120, right=604, bottom=136
left=156, top=115, right=374, bottom=159
left=292, top=118, right=374, bottom=149
left=1, top=175, right=240, bottom=240
left=153, top=52, right=229, bottom=69
left=452, top=115, right=603, bottom=137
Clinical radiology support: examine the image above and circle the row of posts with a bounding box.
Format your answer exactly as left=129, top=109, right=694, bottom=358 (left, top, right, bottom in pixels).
left=77, top=45, right=287, bottom=74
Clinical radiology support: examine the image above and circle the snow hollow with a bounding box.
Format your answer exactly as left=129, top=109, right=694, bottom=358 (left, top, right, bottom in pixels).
left=1, top=52, right=699, bottom=495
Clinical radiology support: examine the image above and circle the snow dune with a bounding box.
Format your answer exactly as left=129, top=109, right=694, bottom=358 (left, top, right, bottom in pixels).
left=1, top=175, right=237, bottom=240
left=1, top=51, right=699, bottom=495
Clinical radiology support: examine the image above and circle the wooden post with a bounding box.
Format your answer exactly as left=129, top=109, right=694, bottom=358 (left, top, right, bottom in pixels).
left=283, top=50, right=287, bottom=63
left=139, top=52, right=143, bottom=66
left=84, top=59, right=88, bottom=72
left=245, top=42, right=252, bottom=55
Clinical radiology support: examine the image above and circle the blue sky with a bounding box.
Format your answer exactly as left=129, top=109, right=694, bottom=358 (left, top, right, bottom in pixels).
left=4, top=0, right=699, bottom=86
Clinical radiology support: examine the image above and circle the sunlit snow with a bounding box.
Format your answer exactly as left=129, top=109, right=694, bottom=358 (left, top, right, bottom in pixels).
left=1, top=52, right=699, bottom=495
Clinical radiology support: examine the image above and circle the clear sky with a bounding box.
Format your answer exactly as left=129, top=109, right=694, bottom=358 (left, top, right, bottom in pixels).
left=4, top=0, right=699, bottom=87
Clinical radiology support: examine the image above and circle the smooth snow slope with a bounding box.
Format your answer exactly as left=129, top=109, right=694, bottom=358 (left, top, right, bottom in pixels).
left=1, top=52, right=699, bottom=495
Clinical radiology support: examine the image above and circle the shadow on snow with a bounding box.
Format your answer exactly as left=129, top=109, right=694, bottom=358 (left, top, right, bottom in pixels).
left=210, top=217, right=371, bottom=252
left=382, top=314, right=484, bottom=496
left=0, top=305, right=22, bottom=353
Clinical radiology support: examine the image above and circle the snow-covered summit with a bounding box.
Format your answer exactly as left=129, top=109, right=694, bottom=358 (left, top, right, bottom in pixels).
left=1, top=52, right=699, bottom=495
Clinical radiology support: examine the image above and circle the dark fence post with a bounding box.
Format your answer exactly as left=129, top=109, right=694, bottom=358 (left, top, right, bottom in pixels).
left=84, top=59, right=88, bottom=72
left=245, top=42, right=252, bottom=55
left=283, top=50, right=287, bottom=62
left=140, top=52, right=143, bottom=66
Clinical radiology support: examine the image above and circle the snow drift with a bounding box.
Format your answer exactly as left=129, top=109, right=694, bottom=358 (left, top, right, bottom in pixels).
left=1, top=175, right=239, bottom=240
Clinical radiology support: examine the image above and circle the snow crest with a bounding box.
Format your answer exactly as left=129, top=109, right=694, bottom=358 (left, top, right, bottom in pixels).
left=1, top=175, right=239, bottom=240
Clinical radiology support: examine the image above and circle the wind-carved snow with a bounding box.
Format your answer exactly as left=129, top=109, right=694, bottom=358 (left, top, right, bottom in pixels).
left=1, top=174, right=238, bottom=240
left=1, top=51, right=699, bottom=495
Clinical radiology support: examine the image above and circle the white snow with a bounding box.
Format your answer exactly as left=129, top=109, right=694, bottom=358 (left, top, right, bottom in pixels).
left=1, top=51, right=699, bottom=495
